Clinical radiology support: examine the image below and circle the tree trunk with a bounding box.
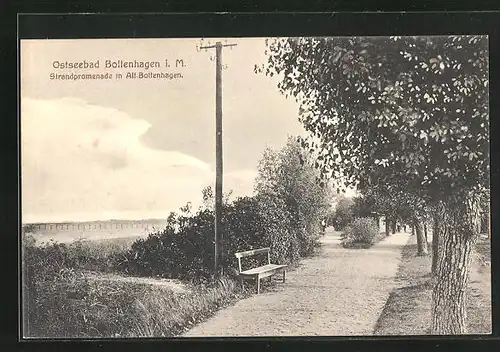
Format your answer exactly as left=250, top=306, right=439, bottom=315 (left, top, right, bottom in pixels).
left=411, top=225, right=415, bottom=236
left=486, top=210, right=490, bottom=237
left=431, top=214, right=439, bottom=274
left=414, top=218, right=428, bottom=256
left=424, top=223, right=428, bottom=245
left=430, top=197, right=479, bottom=334
left=391, top=220, right=397, bottom=234
left=385, top=215, right=390, bottom=236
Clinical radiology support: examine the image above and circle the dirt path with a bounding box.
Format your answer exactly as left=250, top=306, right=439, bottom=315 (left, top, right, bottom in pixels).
left=183, top=228, right=411, bottom=336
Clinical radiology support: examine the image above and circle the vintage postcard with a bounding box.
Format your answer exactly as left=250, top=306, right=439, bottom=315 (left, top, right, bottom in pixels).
left=20, top=36, right=490, bottom=338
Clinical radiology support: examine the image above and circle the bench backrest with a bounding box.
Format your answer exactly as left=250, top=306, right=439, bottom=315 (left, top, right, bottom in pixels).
left=234, top=247, right=270, bottom=273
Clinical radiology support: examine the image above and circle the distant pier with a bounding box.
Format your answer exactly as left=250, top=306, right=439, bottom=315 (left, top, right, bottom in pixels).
left=22, top=220, right=168, bottom=233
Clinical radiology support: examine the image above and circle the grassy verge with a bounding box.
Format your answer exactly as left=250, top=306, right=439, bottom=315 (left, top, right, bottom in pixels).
left=24, top=266, right=250, bottom=338
left=373, top=234, right=491, bottom=335
left=22, top=234, right=303, bottom=338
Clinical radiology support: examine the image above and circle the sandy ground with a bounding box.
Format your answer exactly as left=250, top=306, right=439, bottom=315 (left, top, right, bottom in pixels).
left=83, top=271, right=191, bottom=294
left=183, top=228, right=411, bottom=337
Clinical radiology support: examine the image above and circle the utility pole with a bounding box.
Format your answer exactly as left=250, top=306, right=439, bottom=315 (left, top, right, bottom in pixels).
left=199, top=40, right=237, bottom=278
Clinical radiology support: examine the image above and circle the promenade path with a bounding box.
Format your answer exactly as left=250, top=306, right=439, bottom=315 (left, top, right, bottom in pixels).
left=183, top=228, right=411, bottom=336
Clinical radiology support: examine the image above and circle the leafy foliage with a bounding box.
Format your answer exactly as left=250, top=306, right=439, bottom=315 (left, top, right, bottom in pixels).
left=361, top=186, right=429, bottom=223
left=341, top=217, right=380, bottom=248
left=118, top=137, right=331, bottom=281
left=201, top=185, right=233, bottom=211
left=115, top=197, right=289, bottom=281
left=254, top=136, right=334, bottom=255
left=263, top=36, right=489, bottom=201
left=262, top=35, right=489, bottom=334
left=330, top=195, right=355, bottom=230
left=351, top=195, right=377, bottom=219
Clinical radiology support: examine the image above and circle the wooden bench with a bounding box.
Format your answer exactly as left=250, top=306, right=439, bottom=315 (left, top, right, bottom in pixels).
left=235, top=247, right=287, bottom=294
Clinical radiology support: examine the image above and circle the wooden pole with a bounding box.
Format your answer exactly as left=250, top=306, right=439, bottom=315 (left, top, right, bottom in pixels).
left=199, top=40, right=236, bottom=279
left=215, top=42, right=223, bottom=278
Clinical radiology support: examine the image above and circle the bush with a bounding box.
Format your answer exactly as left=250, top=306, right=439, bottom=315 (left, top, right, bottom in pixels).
left=254, top=137, right=332, bottom=256
left=117, top=195, right=303, bottom=282
left=95, top=136, right=329, bottom=282
left=22, top=235, right=144, bottom=337
left=115, top=138, right=332, bottom=282
left=341, top=217, right=379, bottom=248
left=23, top=183, right=323, bottom=288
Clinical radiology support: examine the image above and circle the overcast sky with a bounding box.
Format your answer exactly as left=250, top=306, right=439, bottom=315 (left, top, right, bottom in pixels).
left=21, top=38, right=308, bottom=223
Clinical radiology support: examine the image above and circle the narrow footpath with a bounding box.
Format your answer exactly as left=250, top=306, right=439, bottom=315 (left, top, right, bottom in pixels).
left=183, top=228, right=411, bottom=337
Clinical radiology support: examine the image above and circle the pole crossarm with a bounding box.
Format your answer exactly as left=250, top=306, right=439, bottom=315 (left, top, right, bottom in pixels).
left=199, top=43, right=237, bottom=50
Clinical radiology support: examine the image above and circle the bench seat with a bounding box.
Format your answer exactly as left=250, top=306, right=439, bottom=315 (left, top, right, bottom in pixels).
left=240, top=264, right=287, bottom=276
left=235, top=247, right=287, bottom=294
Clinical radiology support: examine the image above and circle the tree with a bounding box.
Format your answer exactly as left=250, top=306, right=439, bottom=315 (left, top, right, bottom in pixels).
left=349, top=195, right=385, bottom=234
left=396, top=189, right=429, bottom=256
left=356, top=188, right=394, bottom=237
left=431, top=210, right=440, bottom=273
left=351, top=195, right=375, bottom=219
left=361, top=185, right=429, bottom=254
left=331, top=195, right=354, bottom=230
left=254, top=136, right=333, bottom=255
left=263, top=35, right=488, bottom=334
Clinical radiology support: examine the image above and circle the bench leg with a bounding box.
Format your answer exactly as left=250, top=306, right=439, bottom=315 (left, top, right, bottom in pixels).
left=282, top=269, right=286, bottom=283
left=256, top=276, right=260, bottom=294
